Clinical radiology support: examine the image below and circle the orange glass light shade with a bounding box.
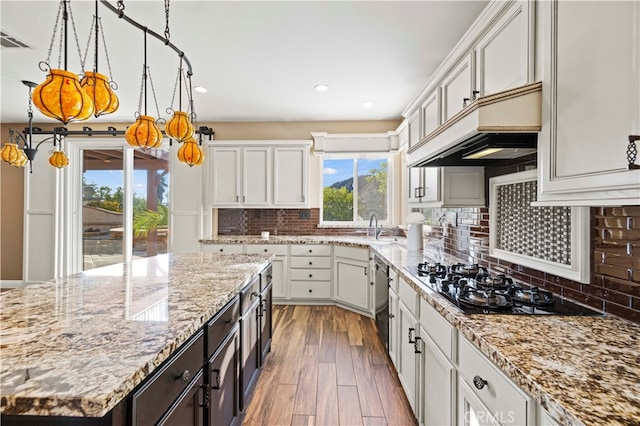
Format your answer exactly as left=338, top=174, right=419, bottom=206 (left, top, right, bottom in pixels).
left=32, top=69, right=94, bottom=125
left=165, top=111, right=194, bottom=142
left=49, top=150, right=69, bottom=168
left=125, top=115, right=163, bottom=149
left=177, top=139, right=204, bottom=167
left=80, top=71, right=119, bottom=117
left=1, top=143, right=21, bottom=165
left=12, top=149, right=28, bottom=168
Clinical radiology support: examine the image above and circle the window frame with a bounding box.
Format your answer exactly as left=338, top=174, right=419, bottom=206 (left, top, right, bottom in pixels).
left=319, top=153, right=393, bottom=227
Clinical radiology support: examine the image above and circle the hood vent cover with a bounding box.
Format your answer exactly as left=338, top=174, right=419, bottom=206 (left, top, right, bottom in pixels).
left=408, top=82, right=542, bottom=167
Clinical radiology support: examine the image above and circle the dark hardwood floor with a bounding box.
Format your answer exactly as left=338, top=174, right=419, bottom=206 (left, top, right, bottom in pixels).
left=243, top=305, right=417, bottom=426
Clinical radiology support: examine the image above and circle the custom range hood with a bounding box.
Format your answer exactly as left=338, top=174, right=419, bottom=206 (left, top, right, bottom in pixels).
left=408, top=82, right=542, bottom=167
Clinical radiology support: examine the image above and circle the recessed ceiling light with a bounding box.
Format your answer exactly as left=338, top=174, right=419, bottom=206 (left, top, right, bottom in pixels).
left=314, top=84, right=329, bottom=92
left=193, top=86, right=207, bottom=93
left=362, top=100, right=375, bottom=109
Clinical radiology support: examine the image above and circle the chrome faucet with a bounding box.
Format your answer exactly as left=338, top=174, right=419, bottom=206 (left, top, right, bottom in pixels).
left=369, top=212, right=382, bottom=239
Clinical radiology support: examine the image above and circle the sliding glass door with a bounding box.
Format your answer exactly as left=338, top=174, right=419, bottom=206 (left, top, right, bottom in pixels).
left=70, top=140, right=170, bottom=272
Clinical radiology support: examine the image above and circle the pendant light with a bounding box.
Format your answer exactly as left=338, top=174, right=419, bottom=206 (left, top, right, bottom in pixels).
left=177, top=136, right=204, bottom=167
left=79, top=0, right=119, bottom=117
left=165, top=58, right=194, bottom=142
left=49, top=135, right=70, bottom=168
left=32, top=0, right=94, bottom=124
left=125, top=30, right=164, bottom=150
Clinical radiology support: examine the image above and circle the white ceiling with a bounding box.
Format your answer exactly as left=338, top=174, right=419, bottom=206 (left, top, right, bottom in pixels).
left=1, top=0, right=488, bottom=125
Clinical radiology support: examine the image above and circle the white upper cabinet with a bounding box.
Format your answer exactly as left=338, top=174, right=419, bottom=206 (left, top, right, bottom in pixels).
left=475, top=0, right=533, bottom=96
left=408, top=111, right=421, bottom=151
left=408, top=167, right=484, bottom=207
left=441, top=54, right=474, bottom=123
left=273, top=146, right=309, bottom=207
left=420, top=91, right=440, bottom=139
left=211, top=146, right=242, bottom=206
left=537, top=0, right=640, bottom=205
left=209, top=141, right=310, bottom=208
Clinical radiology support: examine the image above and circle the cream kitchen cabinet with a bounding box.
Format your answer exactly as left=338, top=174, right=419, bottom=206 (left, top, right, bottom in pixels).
left=288, top=244, right=332, bottom=302
left=201, top=244, right=245, bottom=254
left=418, top=298, right=457, bottom=426
left=209, top=142, right=311, bottom=208
left=474, top=0, right=534, bottom=97
left=397, top=277, right=420, bottom=416
left=441, top=54, right=474, bottom=123
left=408, top=167, right=485, bottom=207
left=407, top=110, right=421, bottom=151
left=420, top=91, right=440, bottom=139
left=537, top=0, right=640, bottom=205
left=333, top=246, right=371, bottom=316
left=273, top=146, right=309, bottom=207
left=210, top=146, right=270, bottom=207
left=458, top=335, right=534, bottom=426
left=245, top=244, right=288, bottom=299
left=388, top=285, right=399, bottom=368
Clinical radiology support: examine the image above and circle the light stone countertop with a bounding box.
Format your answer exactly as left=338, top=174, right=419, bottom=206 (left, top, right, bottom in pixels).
left=0, top=252, right=272, bottom=417
left=202, top=235, right=640, bottom=426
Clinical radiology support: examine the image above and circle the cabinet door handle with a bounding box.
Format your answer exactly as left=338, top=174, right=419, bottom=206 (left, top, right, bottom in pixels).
left=224, top=318, right=235, bottom=325
left=199, top=384, right=210, bottom=409
left=414, top=336, right=422, bottom=354
left=389, top=313, right=395, bottom=319
left=251, top=291, right=259, bottom=298
left=212, top=368, right=221, bottom=390
left=408, top=327, right=416, bottom=344
left=370, top=281, right=375, bottom=286
left=628, top=135, right=639, bottom=168
left=414, top=187, right=421, bottom=198
left=387, top=277, right=393, bottom=284
left=463, top=97, right=470, bottom=107
left=472, top=90, right=480, bottom=100
left=243, top=195, right=246, bottom=203
left=267, top=274, right=273, bottom=279
left=364, top=267, right=368, bottom=276
left=302, top=194, right=305, bottom=202
left=176, top=369, right=190, bottom=384
left=236, top=195, right=239, bottom=202
left=473, top=375, right=488, bottom=390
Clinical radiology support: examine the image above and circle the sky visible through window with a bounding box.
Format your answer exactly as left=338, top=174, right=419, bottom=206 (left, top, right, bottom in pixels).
left=323, top=158, right=386, bottom=186
left=84, top=170, right=158, bottom=201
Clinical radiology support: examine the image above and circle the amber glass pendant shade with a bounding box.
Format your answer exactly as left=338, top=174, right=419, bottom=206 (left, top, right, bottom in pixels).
left=49, top=150, right=69, bottom=168
left=177, top=138, right=204, bottom=167
left=12, top=149, right=29, bottom=168
left=1, top=143, right=21, bottom=165
left=165, top=111, right=194, bottom=142
left=80, top=72, right=119, bottom=117
left=125, top=115, right=163, bottom=149
left=33, top=69, right=94, bottom=125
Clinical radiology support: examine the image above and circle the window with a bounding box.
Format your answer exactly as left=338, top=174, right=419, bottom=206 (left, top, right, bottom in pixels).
left=322, top=156, right=389, bottom=224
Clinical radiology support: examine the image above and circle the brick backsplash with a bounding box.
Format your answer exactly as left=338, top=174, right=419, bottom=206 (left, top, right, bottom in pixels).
left=217, top=208, right=393, bottom=237
left=421, top=206, right=640, bottom=324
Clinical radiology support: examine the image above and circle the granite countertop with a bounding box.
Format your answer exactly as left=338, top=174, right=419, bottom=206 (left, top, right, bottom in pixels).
left=203, top=236, right=640, bottom=425
left=373, top=243, right=640, bottom=426
left=0, top=252, right=272, bottom=417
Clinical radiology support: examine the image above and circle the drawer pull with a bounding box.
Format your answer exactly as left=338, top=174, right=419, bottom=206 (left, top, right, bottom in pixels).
left=389, top=313, right=395, bottom=319
left=219, top=248, right=224, bottom=252
left=264, top=249, right=268, bottom=252
left=308, top=289, right=313, bottom=293
left=212, top=368, right=221, bottom=390
left=252, top=291, right=259, bottom=297
left=309, top=274, right=313, bottom=278
left=176, top=369, right=190, bottom=384
left=309, top=249, right=313, bottom=253
left=224, top=318, right=235, bottom=325
left=267, top=274, right=273, bottom=279
left=309, top=261, right=313, bottom=266
left=473, top=375, right=488, bottom=390
left=408, top=327, right=416, bottom=344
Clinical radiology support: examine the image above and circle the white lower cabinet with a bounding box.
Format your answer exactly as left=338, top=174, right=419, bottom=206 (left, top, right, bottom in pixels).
left=388, top=287, right=399, bottom=368
left=288, top=244, right=332, bottom=302
left=419, top=298, right=456, bottom=426
left=397, top=277, right=420, bottom=415
left=458, top=335, right=533, bottom=426
left=201, top=244, right=245, bottom=254
left=245, top=244, right=288, bottom=299
left=333, top=246, right=371, bottom=315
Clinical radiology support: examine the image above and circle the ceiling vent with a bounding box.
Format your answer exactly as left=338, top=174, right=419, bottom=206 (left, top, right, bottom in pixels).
left=1, top=30, right=30, bottom=49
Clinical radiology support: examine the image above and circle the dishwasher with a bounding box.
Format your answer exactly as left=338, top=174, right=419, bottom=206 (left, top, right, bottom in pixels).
left=373, top=255, right=390, bottom=349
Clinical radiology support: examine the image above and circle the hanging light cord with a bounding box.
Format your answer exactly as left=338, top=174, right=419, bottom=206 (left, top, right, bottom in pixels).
left=164, top=0, right=170, bottom=42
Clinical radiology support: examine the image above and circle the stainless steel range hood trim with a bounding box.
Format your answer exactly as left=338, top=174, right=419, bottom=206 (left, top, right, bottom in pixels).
left=407, top=82, right=542, bottom=168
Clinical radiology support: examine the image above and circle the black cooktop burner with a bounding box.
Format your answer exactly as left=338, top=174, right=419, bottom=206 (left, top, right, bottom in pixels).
left=403, top=264, right=603, bottom=316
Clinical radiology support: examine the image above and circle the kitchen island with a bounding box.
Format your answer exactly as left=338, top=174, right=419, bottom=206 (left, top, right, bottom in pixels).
left=0, top=252, right=272, bottom=422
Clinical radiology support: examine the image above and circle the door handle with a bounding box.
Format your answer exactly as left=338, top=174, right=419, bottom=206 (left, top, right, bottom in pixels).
left=408, top=327, right=416, bottom=344
left=211, top=368, right=221, bottom=390
left=414, top=336, right=422, bottom=354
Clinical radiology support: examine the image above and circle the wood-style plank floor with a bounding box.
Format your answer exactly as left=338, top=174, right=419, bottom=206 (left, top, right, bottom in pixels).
left=243, top=305, right=417, bottom=426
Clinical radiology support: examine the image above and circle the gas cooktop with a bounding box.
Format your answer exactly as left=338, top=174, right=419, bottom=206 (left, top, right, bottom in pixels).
left=404, top=262, right=603, bottom=316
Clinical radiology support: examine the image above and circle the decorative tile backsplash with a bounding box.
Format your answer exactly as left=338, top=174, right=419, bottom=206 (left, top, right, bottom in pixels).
left=496, top=180, right=571, bottom=265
